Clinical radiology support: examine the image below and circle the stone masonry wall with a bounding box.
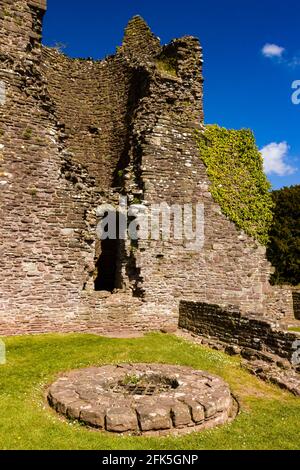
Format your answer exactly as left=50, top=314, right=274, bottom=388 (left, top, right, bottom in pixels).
left=264, top=285, right=294, bottom=321
left=179, top=301, right=300, bottom=363
left=0, top=1, right=290, bottom=335
left=0, top=0, right=93, bottom=331
left=123, top=34, right=275, bottom=315
left=0, top=4, right=178, bottom=334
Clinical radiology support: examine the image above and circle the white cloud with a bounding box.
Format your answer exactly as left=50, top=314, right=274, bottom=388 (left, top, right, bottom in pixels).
left=260, top=142, right=296, bottom=176
left=262, top=43, right=285, bottom=58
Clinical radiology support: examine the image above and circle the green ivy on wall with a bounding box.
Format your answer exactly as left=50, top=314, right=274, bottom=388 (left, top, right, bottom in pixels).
left=196, top=125, right=274, bottom=245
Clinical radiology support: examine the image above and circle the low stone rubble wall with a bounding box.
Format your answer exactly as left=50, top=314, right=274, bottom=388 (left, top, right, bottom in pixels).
left=179, top=301, right=300, bottom=365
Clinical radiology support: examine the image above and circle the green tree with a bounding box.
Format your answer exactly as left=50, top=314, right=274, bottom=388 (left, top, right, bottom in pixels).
left=267, top=185, right=300, bottom=285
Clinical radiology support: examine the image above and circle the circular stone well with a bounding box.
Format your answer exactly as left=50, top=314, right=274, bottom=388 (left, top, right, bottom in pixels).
left=48, top=364, right=235, bottom=435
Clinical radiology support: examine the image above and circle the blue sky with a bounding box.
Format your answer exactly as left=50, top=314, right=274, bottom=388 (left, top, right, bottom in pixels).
left=42, top=0, right=300, bottom=189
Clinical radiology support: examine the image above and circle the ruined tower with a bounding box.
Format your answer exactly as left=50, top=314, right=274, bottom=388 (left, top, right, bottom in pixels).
left=0, top=1, right=292, bottom=335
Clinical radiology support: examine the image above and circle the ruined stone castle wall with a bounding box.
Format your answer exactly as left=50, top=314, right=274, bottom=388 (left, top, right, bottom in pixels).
left=0, top=0, right=46, bottom=56
left=0, top=0, right=289, bottom=335
left=0, top=0, right=93, bottom=332
left=125, top=36, right=274, bottom=315
left=40, top=49, right=135, bottom=190
left=0, top=1, right=168, bottom=334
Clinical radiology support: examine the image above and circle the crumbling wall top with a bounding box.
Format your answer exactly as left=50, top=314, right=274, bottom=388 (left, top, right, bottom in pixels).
left=121, top=15, right=161, bottom=63
left=27, top=0, right=47, bottom=11
left=0, top=0, right=47, bottom=54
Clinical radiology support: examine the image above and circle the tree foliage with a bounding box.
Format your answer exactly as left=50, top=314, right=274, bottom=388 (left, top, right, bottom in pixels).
left=267, top=185, right=300, bottom=286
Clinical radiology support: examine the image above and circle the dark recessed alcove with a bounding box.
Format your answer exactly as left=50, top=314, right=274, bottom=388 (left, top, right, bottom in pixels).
left=94, top=239, right=118, bottom=292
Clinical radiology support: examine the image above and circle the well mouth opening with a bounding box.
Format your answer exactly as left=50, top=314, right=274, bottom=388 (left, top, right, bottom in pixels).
left=110, top=373, right=179, bottom=396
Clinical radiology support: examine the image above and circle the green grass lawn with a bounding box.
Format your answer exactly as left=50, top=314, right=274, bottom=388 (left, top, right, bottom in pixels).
left=0, top=332, right=299, bottom=450
left=289, top=327, right=300, bottom=333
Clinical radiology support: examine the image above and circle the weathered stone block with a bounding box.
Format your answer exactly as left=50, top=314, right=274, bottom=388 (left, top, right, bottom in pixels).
left=137, top=405, right=172, bottom=431
left=171, top=402, right=192, bottom=427
left=181, top=398, right=205, bottom=423
left=66, top=401, right=82, bottom=420
left=197, top=396, right=217, bottom=419
left=106, top=407, right=138, bottom=433
left=80, top=407, right=105, bottom=428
